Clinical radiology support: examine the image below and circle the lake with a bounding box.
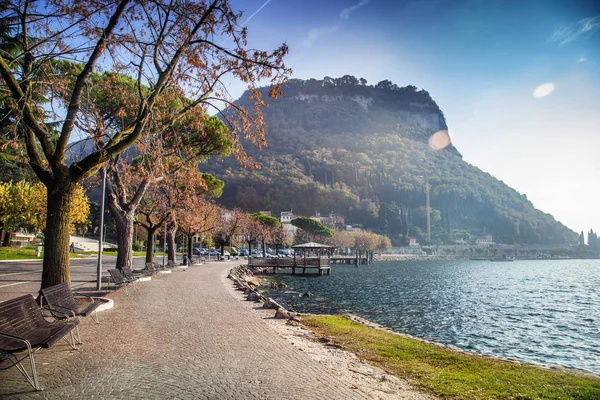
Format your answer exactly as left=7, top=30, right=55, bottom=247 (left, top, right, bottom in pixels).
left=264, top=259, right=600, bottom=374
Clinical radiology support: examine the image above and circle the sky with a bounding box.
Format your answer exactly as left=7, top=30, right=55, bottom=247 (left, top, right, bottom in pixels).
left=228, top=0, right=600, bottom=237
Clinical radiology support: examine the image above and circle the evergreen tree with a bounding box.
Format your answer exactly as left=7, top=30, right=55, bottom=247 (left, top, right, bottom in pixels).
left=579, top=231, right=586, bottom=246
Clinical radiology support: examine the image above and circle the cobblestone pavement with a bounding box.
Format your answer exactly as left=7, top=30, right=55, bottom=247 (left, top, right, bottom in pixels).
left=1, top=262, right=367, bottom=399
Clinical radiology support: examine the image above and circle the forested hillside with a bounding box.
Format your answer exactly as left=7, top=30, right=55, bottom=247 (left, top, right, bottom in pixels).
left=206, top=76, right=576, bottom=245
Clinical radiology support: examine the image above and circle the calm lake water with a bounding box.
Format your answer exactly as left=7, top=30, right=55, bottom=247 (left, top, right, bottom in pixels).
left=264, top=259, right=600, bottom=374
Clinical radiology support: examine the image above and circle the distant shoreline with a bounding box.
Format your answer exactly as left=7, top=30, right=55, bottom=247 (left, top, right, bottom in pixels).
left=375, top=254, right=599, bottom=261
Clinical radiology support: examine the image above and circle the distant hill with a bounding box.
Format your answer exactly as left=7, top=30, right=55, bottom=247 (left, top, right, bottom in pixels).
left=209, top=76, right=577, bottom=245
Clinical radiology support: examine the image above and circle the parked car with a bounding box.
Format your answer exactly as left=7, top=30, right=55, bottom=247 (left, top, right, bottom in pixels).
left=238, top=249, right=249, bottom=257
left=251, top=250, right=262, bottom=257
left=278, top=249, right=291, bottom=257
left=209, top=250, right=220, bottom=257
left=193, top=248, right=202, bottom=256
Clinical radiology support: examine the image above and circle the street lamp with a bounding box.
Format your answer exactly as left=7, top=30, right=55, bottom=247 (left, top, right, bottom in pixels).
left=162, top=221, right=166, bottom=268
left=96, top=165, right=107, bottom=290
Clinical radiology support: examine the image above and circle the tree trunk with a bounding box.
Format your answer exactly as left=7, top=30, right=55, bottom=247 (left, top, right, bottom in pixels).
left=167, top=222, right=177, bottom=263
left=41, top=182, right=74, bottom=289
left=145, top=227, right=158, bottom=263
left=106, top=176, right=151, bottom=271
left=109, top=204, right=135, bottom=272
left=262, top=240, right=266, bottom=257
left=187, top=234, right=193, bottom=260
left=1, top=228, right=10, bottom=247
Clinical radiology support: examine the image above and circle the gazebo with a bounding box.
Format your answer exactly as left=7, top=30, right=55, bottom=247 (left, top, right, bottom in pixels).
left=291, top=242, right=333, bottom=275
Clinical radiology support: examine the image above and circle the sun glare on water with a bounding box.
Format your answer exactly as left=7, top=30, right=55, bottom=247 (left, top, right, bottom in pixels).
left=533, top=82, right=555, bottom=98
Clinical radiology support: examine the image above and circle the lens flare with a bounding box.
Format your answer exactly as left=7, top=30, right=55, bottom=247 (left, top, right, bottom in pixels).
left=429, top=130, right=451, bottom=150
left=533, top=83, right=555, bottom=98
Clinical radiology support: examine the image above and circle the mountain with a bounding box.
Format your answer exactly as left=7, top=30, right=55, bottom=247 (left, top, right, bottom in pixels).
left=206, top=76, right=576, bottom=246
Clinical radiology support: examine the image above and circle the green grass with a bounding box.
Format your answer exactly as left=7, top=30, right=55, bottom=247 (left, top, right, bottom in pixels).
left=0, top=246, right=86, bottom=260
left=302, top=315, right=600, bottom=400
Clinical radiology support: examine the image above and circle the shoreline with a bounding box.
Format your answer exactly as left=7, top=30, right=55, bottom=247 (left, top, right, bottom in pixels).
left=227, top=264, right=600, bottom=395
left=226, top=264, right=433, bottom=399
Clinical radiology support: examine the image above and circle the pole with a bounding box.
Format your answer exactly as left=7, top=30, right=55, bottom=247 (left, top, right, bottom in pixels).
left=162, top=221, right=166, bottom=268
left=426, top=176, right=431, bottom=242
left=96, top=166, right=107, bottom=290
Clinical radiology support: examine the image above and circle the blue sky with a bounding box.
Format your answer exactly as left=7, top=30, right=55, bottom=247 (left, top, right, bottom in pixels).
left=230, top=0, right=600, bottom=236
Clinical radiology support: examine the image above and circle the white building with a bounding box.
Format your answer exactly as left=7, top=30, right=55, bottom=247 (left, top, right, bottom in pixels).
left=475, top=234, right=494, bottom=245
left=280, top=211, right=296, bottom=234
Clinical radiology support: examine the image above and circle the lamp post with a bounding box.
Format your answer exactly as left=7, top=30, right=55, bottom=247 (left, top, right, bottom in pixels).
left=96, top=165, right=107, bottom=290
left=162, top=221, right=166, bottom=268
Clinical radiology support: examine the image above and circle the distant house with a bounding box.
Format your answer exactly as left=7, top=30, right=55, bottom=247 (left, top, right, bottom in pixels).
left=328, top=212, right=345, bottom=228
left=310, top=212, right=345, bottom=229
left=407, top=237, right=420, bottom=247
left=10, top=232, right=36, bottom=247
left=474, top=234, right=494, bottom=245
left=280, top=211, right=296, bottom=234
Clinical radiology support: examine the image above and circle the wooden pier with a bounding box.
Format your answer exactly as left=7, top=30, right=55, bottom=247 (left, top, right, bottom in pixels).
left=248, top=257, right=331, bottom=275
left=248, top=242, right=333, bottom=276
left=330, top=256, right=369, bottom=265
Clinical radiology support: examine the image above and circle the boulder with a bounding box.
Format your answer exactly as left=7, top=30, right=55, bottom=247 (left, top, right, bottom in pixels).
left=274, top=309, right=293, bottom=319
left=246, top=292, right=264, bottom=302
left=262, top=297, right=282, bottom=310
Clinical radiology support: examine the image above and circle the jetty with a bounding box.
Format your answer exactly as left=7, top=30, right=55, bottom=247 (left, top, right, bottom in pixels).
left=248, top=242, right=332, bottom=275
left=330, top=256, right=370, bottom=265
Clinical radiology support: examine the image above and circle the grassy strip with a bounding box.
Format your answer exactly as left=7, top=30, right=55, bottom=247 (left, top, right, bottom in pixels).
left=302, top=315, right=600, bottom=400
left=0, top=246, right=85, bottom=260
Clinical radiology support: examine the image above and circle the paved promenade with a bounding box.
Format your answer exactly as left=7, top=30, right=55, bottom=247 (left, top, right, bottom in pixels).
left=1, top=262, right=367, bottom=399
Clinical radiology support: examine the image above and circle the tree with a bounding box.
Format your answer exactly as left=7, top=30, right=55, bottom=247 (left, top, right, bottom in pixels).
left=579, top=231, right=586, bottom=247
left=213, top=208, right=246, bottom=256
left=271, top=225, right=293, bottom=253
left=376, top=234, right=392, bottom=254
left=327, top=229, right=355, bottom=255
left=240, top=214, right=262, bottom=255
left=251, top=213, right=281, bottom=257
left=0, top=0, right=290, bottom=288
left=106, top=111, right=232, bottom=270
left=588, top=229, right=600, bottom=250
left=0, top=180, right=88, bottom=243
left=291, top=216, right=334, bottom=242
left=359, top=77, right=367, bottom=86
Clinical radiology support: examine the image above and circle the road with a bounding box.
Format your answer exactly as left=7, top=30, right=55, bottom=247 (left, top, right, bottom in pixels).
left=0, top=255, right=153, bottom=302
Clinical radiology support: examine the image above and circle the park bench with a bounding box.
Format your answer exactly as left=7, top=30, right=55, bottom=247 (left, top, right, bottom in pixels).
left=148, top=261, right=164, bottom=271
left=132, top=262, right=158, bottom=275
left=0, top=294, right=79, bottom=391
left=107, top=269, right=133, bottom=295
left=120, top=266, right=142, bottom=290
left=40, top=283, right=103, bottom=344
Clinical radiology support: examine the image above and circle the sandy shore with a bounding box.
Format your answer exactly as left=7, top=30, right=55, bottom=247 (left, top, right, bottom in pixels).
left=226, top=268, right=435, bottom=399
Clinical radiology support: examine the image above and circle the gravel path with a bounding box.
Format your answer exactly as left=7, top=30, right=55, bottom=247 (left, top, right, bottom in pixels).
left=1, top=262, right=367, bottom=399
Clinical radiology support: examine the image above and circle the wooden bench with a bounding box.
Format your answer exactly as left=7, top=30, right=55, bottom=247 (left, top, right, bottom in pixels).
left=107, top=269, right=132, bottom=295
left=40, top=283, right=103, bottom=344
left=120, top=266, right=142, bottom=290
left=0, top=294, right=79, bottom=391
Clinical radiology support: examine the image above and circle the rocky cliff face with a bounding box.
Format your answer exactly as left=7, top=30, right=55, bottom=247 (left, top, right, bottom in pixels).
left=236, top=77, right=456, bottom=155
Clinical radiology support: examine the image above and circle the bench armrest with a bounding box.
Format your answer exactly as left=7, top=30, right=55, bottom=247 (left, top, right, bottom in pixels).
left=73, top=293, right=96, bottom=301
left=43, top=304, right=76, bottom=319
left=0, top=331, right=35, bottom=353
